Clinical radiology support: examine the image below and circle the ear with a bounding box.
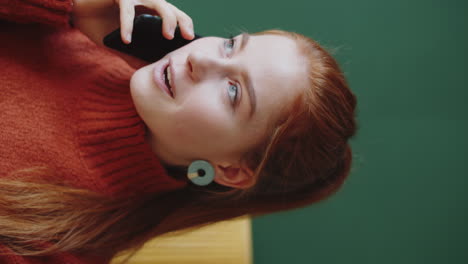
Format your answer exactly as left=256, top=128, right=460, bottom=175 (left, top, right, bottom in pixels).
left=213, top=162, right=255, bottom=189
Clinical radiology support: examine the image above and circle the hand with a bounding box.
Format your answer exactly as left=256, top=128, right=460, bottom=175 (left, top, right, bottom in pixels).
left=116, top=0, right=195, bottom=43
left=72, top=0, right=195, bottom=44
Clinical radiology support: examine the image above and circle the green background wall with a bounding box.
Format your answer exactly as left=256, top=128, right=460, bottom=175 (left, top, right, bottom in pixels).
left=172, top=1, right=468, bottom=263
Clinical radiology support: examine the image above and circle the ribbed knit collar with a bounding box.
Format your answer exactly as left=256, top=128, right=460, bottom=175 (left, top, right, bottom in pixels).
left=75, top=63, right=188, bottom=198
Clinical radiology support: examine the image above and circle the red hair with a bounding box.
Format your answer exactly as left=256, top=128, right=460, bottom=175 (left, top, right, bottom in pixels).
left=0, top=29, right=358, bottom=263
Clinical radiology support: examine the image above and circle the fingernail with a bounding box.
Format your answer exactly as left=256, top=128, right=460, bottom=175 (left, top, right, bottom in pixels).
left=126, top=33, right=132, bottom=43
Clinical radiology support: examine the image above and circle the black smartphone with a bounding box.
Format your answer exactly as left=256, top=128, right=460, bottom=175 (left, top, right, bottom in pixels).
left=103, top=14, right=203, bottom=63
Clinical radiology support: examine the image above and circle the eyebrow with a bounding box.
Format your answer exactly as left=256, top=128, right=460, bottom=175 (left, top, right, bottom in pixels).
left=238, top=33, right=257, bottom=120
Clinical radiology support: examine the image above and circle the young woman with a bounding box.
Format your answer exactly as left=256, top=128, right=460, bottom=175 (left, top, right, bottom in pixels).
left=0, top=0, right=358, bottom=263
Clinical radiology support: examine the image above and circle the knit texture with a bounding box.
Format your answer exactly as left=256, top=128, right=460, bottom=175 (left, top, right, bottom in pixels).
left=0, top=0, right=188, bottom=263
left=0, top=0, right=73, bottom=27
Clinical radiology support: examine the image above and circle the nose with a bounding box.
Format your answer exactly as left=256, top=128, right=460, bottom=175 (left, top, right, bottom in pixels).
left=186, top=51, right=225, bottom=82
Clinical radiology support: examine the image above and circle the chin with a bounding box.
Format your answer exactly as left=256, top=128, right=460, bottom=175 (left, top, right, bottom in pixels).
left=129, top=68, right=149, bottom=117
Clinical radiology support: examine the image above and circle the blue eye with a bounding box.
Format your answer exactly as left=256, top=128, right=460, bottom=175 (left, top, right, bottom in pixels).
left=224, top=35, right=235, bottom=55
left=225, top=35, right=238, bottom=107
left=227, top=82, right=239, bottom=105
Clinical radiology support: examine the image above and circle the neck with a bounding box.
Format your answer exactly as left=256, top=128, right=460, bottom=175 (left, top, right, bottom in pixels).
left=144, top=125, right=189, bottom=168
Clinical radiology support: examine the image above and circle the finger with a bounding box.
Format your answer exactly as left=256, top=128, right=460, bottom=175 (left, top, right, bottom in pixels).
left=145, top=0, right=177, bottom=39
left=119, top=0, right=135, bottom=44
left=168, top=3, right=194, bottom=40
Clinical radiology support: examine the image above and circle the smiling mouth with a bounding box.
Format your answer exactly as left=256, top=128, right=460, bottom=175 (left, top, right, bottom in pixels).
left=163, top=65, right=174, bottom=97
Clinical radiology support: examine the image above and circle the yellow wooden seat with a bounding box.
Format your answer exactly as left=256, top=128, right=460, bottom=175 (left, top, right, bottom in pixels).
left=111, top=215, right=252, bottom=264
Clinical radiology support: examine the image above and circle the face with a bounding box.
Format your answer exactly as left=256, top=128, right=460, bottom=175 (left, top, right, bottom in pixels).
left=130, top=33, right=307, bottom=167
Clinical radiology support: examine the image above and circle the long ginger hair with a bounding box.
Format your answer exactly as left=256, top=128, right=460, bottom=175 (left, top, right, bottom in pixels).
left=0, top=29, right=358, bottom=263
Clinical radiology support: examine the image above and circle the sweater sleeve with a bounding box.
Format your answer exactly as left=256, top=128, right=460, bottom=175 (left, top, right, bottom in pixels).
left=0, top=0, right=74, bottom=27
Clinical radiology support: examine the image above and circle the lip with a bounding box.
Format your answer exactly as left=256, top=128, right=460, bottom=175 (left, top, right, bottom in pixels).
left=168, top=60, right=176, bottom=97
left=153, top=59, right=173, bottom=98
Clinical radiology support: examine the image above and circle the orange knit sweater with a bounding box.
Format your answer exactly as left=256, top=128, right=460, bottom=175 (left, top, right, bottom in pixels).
left=0, top=0, right=188, bottom=263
